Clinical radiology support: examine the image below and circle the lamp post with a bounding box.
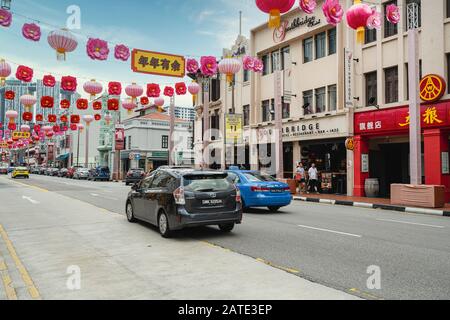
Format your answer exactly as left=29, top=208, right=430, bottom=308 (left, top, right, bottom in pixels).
left=168, top=95, right=175, bottom=166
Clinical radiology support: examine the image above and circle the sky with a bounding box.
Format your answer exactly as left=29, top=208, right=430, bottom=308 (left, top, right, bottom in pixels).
left=0, top=0, right=267, bottom=106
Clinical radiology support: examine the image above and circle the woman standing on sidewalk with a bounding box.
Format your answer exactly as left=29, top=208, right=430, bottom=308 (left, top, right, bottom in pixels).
left=295, top=162, right=306, bottom=194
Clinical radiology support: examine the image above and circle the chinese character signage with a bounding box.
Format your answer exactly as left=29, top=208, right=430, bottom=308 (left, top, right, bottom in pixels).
left=131, top=49, right=185, bottom=78
left=420, top=74, right=446, bottom=103
left=12, top=132, right=31, bottom=139
left=225, top=114, right=243, bottom=145
left=115, top=126, right=125, bottom=151
left=355, top=102, right=450, bottom=135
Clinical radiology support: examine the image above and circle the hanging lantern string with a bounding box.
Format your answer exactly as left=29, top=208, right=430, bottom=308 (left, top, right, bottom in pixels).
left=8, top=9, right=222, bottom=60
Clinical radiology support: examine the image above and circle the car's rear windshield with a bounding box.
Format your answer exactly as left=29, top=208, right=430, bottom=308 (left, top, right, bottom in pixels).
left=243, top=172, right=277, bottom=182
left=183, top=174, right=231, bottom=192
left=16, top=167, right=28, bottom=171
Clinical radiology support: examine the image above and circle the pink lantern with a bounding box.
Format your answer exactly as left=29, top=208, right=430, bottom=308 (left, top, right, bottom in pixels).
left=299, top=0, right=317, bottom=14
left=82, top=115, right=94, bottom=127
left=0, top=59, right=11, bottom=86
left=366, top=9, right=382, bottom=30
left=20, top=125, right=30, bottom=132
left=154, top=97, right=165, bottom=112
left=386, top=4, right=400, bottom=25
left=104, top=114, right=113, bottom=125
left=255, top=0, right=295, bottom=28
left=47, top=29, right=78, bottom=61
left=242, top=55, right=255, bottom=71
left=5, top=110, right=18, bottom=127
left=20, top=94, right=37, bottom=112
left=22, top=23, right=41, bottom=42
left=42, top=125, right=53, bottom=133
left=83, top=79, right=103, bottom=100
left=125, top=83, right=144, bottom=103
left=218, top=57, right=241, bottom=83
left=346, top=0, right=372, bottom=44
left=77, top=123, right=85, bottom=132
left=322, top=0, right=344, bottom=26
left=188, top=81, right=201, bottom=105
left=122, top=100, right=137, bottom=115
left=87, top=38, right=109, bottom=61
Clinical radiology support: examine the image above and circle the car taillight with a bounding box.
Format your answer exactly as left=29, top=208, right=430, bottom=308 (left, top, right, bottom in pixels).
left=250, top=186, right=270, bottom=192
left=236, top=187, right=242, bottom=203
left=284, top=187, right=291, bottom=191
left=173, top=187, right=185, bottom=205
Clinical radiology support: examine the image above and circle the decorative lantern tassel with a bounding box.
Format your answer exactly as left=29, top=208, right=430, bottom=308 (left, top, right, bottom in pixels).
left=268, top=9, right=281, bottom=28
left=0, top=78, right=5, bottom=86
left=356, top=26, right=365, bottom=44
left=226, top=74, right=233, bottom=84
left=57, top=49, right=66, bottom=61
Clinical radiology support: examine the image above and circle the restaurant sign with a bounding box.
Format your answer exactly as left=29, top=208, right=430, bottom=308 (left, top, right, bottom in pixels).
left=273, top=15, right=321, bottom=43
left=131, top=49, right=185, bottom=78
left=355, top=101, right=450, bottom=135
left=420, top=74, right=446, bottom=103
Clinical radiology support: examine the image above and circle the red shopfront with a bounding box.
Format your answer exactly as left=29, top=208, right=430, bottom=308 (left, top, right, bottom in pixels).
left=354, top=100, right=450, bottom=201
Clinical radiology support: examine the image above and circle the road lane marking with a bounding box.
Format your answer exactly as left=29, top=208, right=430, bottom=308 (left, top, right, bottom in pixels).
left=349, top=288, right=383, bottom=300
left=297, top=224, right=362, bottom=238
left=8, top=179, right=48, bottom=192
left=255, top=258, right=300, bottom=274
left=376, top=219, right=445, bottom=229
left=22, top=196, right=40, bottom=205
left=90, top=193, right=119, bottom=201
left=0, top=225, right=41, bottom=300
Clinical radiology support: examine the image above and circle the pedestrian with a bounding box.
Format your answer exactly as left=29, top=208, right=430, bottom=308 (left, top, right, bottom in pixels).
left=308, top=163, right=319, bottom=194
left=294, top=162, right=306, bottom=194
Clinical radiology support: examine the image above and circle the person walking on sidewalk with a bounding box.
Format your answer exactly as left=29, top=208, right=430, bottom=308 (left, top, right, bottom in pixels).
left=294, top=162, right=306, bottom=194
left=308, top=163, right=319, bottom=194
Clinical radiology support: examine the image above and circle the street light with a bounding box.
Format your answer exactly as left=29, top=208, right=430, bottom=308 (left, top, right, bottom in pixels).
left=1, top=0, right=11, bottom=10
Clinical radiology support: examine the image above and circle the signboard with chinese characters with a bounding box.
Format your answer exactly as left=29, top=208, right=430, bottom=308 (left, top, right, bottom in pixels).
left=344, top=49, right=354, bottom=108
left=131, top=49, right=185, bottom=78
left=420, top=74, right=447, bottom=103
left=355, top=102, right=450, bottom=135
left=115, top=125, right=125, bottom=151
left=442, top=152, right=449, bottom=175
left=225, top=114, right=243, bottom=145
left=361, top=154, right=369, bottom=173
left=13, top=132, right=31, bottom=139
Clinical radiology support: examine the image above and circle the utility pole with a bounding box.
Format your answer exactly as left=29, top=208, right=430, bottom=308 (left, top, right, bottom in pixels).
left=85, top=125, right=89, bottom=168
left=274, top=69, right=283, bottom=180
left=169, top=95, right=175, bottom=166
left=202, top=77, right=210, bottom=169
left=76, top=129, right=80, bottom=167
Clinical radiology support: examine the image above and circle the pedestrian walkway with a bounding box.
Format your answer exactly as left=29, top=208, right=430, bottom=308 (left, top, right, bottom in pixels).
left=293, top=193, right=450, bottom=217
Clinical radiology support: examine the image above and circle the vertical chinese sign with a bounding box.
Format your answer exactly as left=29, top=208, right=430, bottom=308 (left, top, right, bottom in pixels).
left=115, top=125, right=125, bottom=151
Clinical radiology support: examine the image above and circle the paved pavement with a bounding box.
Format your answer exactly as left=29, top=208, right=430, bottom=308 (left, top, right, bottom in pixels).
left=0, top=175, right=357, bottom=300
left=3, top=174, right=450, bottom=300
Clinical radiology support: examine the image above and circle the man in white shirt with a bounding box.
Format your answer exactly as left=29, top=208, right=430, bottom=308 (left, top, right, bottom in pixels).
left=308, top=163, right=319, bottom=194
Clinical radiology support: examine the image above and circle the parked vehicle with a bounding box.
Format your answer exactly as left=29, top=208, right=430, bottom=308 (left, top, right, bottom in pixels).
left=67, top=166, right=82, bottom=179
left=0, top=165, right=8, bottom=175
left=58, top=168, right=69, bottom=178
left=46, top=168, right=59, bottom=176
left=226, top=168, right=292, bottom=212
left=30, top=166, right=41, bottom=174
left=73, top=168, right=89, bottom=180
left=126, top=168, right=242, bottom=238
left=125, top=168, right=146, bottom=186
left=88, top=166, right=110, bottom=181
left=7, top=166, right=15, bottom=174
left=11, top=167, right=29, bottom=179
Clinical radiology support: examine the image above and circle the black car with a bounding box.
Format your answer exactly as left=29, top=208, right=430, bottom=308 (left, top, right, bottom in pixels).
left=125, top=168, right=242, bottom=238
left=125, top=168, right=146, bottom=185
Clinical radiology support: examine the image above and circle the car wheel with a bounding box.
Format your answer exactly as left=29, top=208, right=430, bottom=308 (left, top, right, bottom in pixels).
left=126, top=201, right=137, bottom=223
left=158, top=212, right=172, bottom=238
left=268, top=206, right=281, bottom=212
left=125, top=182, right=129, bottom=186
left=219, top=223, right=235, bottom=232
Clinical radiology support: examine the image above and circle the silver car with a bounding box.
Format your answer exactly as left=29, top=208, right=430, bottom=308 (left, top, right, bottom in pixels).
left=73, top=168, right=89, bottom=180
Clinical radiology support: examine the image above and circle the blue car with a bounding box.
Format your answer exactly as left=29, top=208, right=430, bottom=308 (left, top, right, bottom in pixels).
left=226, top=168, right=292, bottom=212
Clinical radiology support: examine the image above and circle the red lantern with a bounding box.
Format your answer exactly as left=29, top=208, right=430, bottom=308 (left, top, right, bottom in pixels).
left=60, top=115, right=68, bottom=123
left=36, top=114, right=44, bottom=122
left=12, top=135, right=19, bottom=142
left=346, top=0, right=373, bottom=44
left=76, top=98, right=88, bottom=110
left=94, top=114, right=101, bottom=121
left=41, top=96, right=54, bottom=108
left=70, top=115, right=80, bottom=124
left=147, top=83, right=160, bottom=97
left=164, top=86, right=174, bottom=97
left=8, top=123, right=16, bottom=131
left=108, top=82, right=122, bottom=95
left=93, top=101, right=102, bottom=110
left=48, top=114, right=57, bottom=123
left=43, top=75, right=56, bottom=87
left=107, top=98, right=119, bottom=111
left=255, top=0, right=295, bottom=28
left=70, top=124, right=78, bottom=131
left=175, top=82, right=187, bottom=95
left=61, top=76, right=77, bottom=92
left=5, top=90, right=15, bottom=100
left=60, top=99, right=71, bottom=109
left=62, top=125, right=68, bottom=132
left=33, top=135, right=40, bottom=142
left=140, top=96, right=149, bottom=106
left=22, top=112, right=33, bottom=122
left=34, top=125, right=41, bottom=133
left=53, top=125, right=60, bottom=133
left=16, top=65, right=33, bottom=82
left=46, top=131, right=54, bottom=139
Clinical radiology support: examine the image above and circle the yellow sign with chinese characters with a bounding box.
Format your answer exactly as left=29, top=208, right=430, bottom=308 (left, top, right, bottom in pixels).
left=131, top=49, right=185, bottom=78
left=0, top=142, right=8, bottom=148
left=399, top=107, right=444, bottom=127
left=12, top=132, right=31, bottom=139
left=225, top=114, right=243, bottom=145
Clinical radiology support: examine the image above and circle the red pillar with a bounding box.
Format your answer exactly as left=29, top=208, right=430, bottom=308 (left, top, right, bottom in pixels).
left=353, top=135, right=370, bottom=197
left=423, top=129, right=450, bottom=202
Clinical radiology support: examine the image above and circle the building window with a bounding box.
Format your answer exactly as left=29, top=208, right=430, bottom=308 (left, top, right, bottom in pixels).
left=384, top=1, right=398, bottom=38
left=365, top=27, right=377, bottom=44
left=328, top=28, right=336, bottom=55
left=303, top=37, right=313, bottom=63
left=243, top=69, right=249, bottom=82
left=271, top=51, right=281, bottom=73
left=211, top=78, right=221, bottom=102
left=262, top=100, right=270, bottom=122
left=385, top=66, right=399, bottom=104
left=281, top=46, right=290, bottom=70
left=128, top=136, right=131, bottom=150
left=315, top=32, right=326, bottom=59
left=282, top=98, right=290, bottom=119
left=365, top=71, right=378, bottom=106
left=447, top=0, right=450, bottom=18
left=406, top=0, right=421, bottom=30
left=328, top=85, right=337, bottom=111
left=303, top=90, right=313, bottom=115
left=210, top=110, right=220, bottom=141
left=262, top=54, right=270, bottom=75
left=243, top=105, right=250, bottom=126
left=162, top=135, right=169, bottom=149
left=315, top=87, right=326, bottom=113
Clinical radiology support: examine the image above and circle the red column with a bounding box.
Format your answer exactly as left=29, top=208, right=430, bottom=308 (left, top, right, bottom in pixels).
left=423, top=129, right=450, bottom=201
left=353, top=135, right=370, bottom=197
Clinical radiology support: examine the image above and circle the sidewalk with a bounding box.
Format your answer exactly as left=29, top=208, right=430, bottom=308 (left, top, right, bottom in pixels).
left=293, top=193, right=450, bottom=217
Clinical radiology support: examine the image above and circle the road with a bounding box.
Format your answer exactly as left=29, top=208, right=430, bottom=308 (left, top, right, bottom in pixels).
left=2, top=174, right=450, bottom=300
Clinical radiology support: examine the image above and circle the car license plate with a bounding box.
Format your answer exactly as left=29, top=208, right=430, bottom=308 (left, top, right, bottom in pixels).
left=202, top=199, right=223, bottom=205
left=271, top=189, right=283, bottom=193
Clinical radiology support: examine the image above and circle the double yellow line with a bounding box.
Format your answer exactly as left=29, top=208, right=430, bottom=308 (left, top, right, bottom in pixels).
left=0, top=224, right=41, bottom=300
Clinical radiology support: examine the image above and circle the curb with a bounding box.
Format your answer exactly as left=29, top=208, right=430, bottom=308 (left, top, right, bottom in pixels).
left=293, top=196, right=450, bottom=217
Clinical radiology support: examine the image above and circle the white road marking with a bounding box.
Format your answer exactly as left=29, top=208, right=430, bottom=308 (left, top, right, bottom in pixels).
left=90, top=193, right=119, bottom=201
left=297, top=224, right=362, bottom=238
left=22, top=196, right=40, bottom=205
left=376, top=219, right=445, bottom=229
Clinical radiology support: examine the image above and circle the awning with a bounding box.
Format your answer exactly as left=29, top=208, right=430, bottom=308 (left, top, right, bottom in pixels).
left=56, top=153, right=69, bottom=161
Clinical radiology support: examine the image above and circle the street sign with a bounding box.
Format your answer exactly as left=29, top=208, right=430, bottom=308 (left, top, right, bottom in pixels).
left=129, top=152, right=135, bottom=160
left=13, top=132, right=31, bottom=139
left=225, top=114, right=243, bottom=145
left=131, top=49, right=185, bottom=78
left=135, top=153, right=141, bottom=161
